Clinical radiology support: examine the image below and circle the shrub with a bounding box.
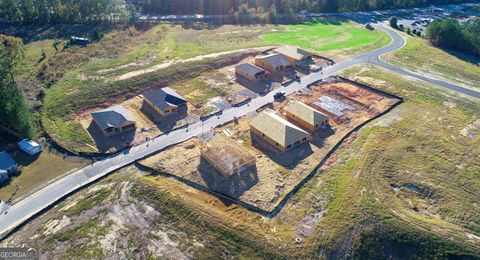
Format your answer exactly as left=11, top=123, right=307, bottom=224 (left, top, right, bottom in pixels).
left=389, top=16, right=398, bottom=28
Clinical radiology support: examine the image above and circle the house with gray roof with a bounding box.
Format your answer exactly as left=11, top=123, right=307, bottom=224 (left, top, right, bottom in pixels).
left=235, top=63, right=268, bottom=82
left=250, top=109, right=311, bottom=152
left=91, top=105, right=136, bottom=137
left=254, top=53, right=293, bottom=73
left=143, top=87, right=188, bottom=117
left=0, top=151, right=18, bottom=175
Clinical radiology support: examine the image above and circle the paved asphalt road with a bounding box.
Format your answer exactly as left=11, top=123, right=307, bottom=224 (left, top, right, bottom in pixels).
left=0, top=23, right=478, bottom=240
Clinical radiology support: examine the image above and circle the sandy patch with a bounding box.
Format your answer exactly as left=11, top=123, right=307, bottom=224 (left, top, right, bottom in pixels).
left=114, top=47, right=272, bottom=81
left=460, top=119, right=480, bottom=138
left=43, top=215, right=72, bottom=236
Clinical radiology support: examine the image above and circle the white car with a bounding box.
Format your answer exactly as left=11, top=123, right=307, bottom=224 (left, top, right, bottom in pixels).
left=310, top=65, right=322, bottom=72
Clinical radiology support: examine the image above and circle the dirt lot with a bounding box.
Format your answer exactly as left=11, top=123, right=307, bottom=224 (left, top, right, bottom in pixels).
left=140, top=79, right=401, bottom=212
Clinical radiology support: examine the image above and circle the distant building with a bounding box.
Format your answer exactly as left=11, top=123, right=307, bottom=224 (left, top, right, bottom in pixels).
left=284, top=101, right=329, bottom=132
left=0, top=151, right=18, bottom=175
left=70, top=36, right=90, bottom=46
left=91, top=105, right=136, bottom=137
left=18, top=139, right=42, bottom=156
left=254, top=53, right=292, bottom=73
left=274, top=46, right=313, bottom=65
left=250, top=110, right=311, bottom=152
left=235, top=63, right=268, bottom=82
left=143, top=87, right=188, bottom=117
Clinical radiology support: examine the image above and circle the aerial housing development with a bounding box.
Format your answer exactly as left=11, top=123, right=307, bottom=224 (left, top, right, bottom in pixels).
left=0, top=1, right=479, bottom=258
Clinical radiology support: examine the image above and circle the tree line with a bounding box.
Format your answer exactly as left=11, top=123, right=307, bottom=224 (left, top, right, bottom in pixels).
left=0, top=35, right=33, bottom=137
left=0, top=0, right=134, bottom=25
left=135, top=0, right=471, bottom=15
left=426, top=18, right=480, bottom=56
left=0, top=0, right=474, bottom=25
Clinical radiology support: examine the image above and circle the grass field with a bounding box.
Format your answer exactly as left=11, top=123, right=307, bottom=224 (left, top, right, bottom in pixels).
left=0, top=148, right=87, bottom=201
left=383, top=31, right=480, bottom=90
left=262, top=19, right=390, bottom=60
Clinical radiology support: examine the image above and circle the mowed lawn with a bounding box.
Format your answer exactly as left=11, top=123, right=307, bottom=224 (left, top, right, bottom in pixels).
left=262, top=20, right=390, bottom=59
left=384, top=32, right=480, bottom=89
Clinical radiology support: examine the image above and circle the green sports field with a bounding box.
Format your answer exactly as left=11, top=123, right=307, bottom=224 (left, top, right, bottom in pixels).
left=262, top=20, right=390, bottom=58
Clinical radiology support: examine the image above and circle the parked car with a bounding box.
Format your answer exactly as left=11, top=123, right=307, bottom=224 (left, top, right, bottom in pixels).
left=274, top=91, right=286, bottom=100
left=310, top=65, right=322, bottom=72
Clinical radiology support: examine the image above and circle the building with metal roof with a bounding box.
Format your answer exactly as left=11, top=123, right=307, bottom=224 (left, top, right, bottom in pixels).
left=143, top=87, right=188, bottom=117
left=235, top=63, right=268, bottom=82
left=0, top=170, right=9, bottom=184
left=285, top=101, right=329, bottom=132
left=250, top=109, right=311, bottom=152
left=91, top=105, right=136, bottom=137
left=18, top=139, right=42, bottom=156
left=0, top=151, right=18, bottom=175
left=254, top=53, right=292, bottom=73
left=274, top=46, right=313, bottom=65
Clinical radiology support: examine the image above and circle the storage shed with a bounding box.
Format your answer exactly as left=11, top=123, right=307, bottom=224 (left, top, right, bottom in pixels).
left=18, top=139, right=42, bottom=156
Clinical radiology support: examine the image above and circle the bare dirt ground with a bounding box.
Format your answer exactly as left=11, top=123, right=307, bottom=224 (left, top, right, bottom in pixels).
left=114, top=47, right=274, bottom=81
left=140, top=79, right=401, bottom=212
left=1, top=167, right=205, bottom=259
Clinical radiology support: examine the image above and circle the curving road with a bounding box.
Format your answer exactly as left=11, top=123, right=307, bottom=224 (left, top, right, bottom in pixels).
left=0, top=23, right=478, bottom=241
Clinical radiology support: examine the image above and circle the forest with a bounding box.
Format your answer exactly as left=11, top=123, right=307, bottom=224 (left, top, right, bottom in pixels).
left=0, top=35, right=33, bottom=137
left=135, top=0, right=471, bottom=15
left=0, top=0, right=134, bottom=25
left=426, top=18, right=480, bottom=55
left=0, top=0, right=473, bottom=25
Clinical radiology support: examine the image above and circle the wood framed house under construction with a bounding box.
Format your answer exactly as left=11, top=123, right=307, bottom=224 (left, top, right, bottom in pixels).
left=200, top=136, right=256, bottom=177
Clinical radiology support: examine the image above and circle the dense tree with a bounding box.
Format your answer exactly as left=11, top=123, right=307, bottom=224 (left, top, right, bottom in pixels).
left=0, top=0, right=473, bottom=25
left=426, top=18, right=480, bottom=55
left=390, top=16, right=398, bottom=28
left=0, top=35, right=33, bottom=137
left=0, top=0, right=133, bottom=25
left=134, top=0, right=471, bottom=15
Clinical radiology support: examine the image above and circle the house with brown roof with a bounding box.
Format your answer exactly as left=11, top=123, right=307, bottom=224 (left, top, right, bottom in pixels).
left=250, top=109, right=311, bottom=152
left=235, top=63, right=268, bottom=82
left=254, top=53, right=292, bottom=73
left=285, top=101, right=329, bottom=132
left=91, top=105, right=136, bottom=137
left=274, top=46, right=313, bottom=65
